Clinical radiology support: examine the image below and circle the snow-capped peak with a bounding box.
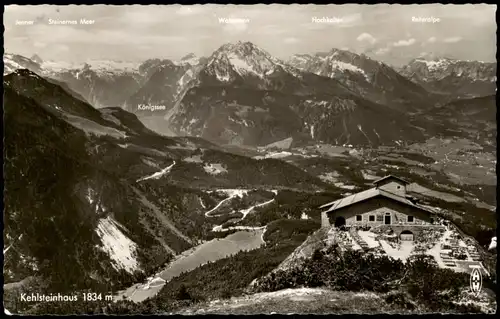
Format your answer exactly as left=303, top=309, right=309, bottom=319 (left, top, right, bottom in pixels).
left=206, top=41, right=302, bottom=81
left=289, top=48, right=370, bottom=81
left=402, top=57, right=496, bottom=83
left=176, top=53, right=201, bottom=66
left=407, top=56, right=494, bottom=71
left=289, top=53, right=313, bottom=64
left=41, top=59, right=141, bottom=74
left=3, top=53, right=43, bottom=75
left=182, top=53, right=197, bottom=61
left=410, top=57, right=457, bottom=72
left=40, top=60, right=84, bottom=72
left=31, top=54, right=43, bottom=64
left=81, top=60, right=141, bottom=73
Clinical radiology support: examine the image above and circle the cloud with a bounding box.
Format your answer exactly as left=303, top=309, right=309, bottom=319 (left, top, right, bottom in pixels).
left=49, top=44, right=69, bottom=52
left=221, top=20, right=250, bottom=34
left=255, top=24, right=287, bottom=35
left=120, top=7, right=170, bottom=25
left=58, top=44, right=70, bottom=52
left=356, top=32, right=377, bottom=44
left=33, top=42, right=47, bottom=48
left=26, top=25, right=186, bottom=46
left=392, top=38, right=416, bottom=47
left=175, top=6, right=202, bottom=16
left=284, top=37, right=299, bottom=44
left=3, top=4, right=495, bottom=65
left=374, top=47, right=391, bottom=55
left=336, top=13, right=363, bottom=28
left=443, top=36, right=463, bottom=43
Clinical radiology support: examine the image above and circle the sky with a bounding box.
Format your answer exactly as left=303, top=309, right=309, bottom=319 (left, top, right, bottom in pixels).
left=3, top=4, right=497, bottom=66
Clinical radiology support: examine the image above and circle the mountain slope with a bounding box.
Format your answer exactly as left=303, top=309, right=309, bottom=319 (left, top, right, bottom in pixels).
left=197, top=42, right=353, bottom=96
left=3, top=72, right=197, bottom=292
left=5, top=85, right=145, bottom=289
left=420, top=95, right=496, bottom=150
left=170, top=85, right=426, bottom=147
left=52, top=63, right=144, bottom=108
left=4, top=53, right=148, bottom=109
left=123, top=60, right=194, bottom=115
left=167, top=42, right=428, bottom=147
left=4, top=70, right=337, bottom=293
left=288, top=49, right=435, bottom=112
left=4, top=53, right=43, bottom=75
left=176, top=53, right=204, bottom=66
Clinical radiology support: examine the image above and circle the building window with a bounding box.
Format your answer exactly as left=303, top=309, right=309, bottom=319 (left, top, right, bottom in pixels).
left=407, top=216, right=414, bottom=223
left=356, top=215, right=362, bottom=221
left=369, top=215, right=375, bottom=222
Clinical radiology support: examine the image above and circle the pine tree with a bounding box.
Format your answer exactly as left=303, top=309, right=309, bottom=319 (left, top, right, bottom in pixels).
left=176, top=284, right=191, bottom=300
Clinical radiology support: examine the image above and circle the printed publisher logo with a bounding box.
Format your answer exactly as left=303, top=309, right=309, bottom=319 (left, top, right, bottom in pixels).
left=470, top=268, right=482, bottom=296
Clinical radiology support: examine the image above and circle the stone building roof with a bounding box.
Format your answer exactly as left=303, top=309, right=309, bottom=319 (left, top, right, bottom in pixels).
left=372, top=175, right=410, bottom=186
left=319, top=187, right=436, bottom=215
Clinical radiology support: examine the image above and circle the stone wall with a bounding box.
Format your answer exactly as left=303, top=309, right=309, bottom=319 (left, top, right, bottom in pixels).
left=370, top=224, right=445, bottom=238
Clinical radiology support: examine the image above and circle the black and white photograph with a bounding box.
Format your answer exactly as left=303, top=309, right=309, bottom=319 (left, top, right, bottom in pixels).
left=2, top=4, right=497, bottom=315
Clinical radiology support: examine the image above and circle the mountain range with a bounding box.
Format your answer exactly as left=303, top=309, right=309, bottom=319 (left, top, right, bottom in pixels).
left=287, top=49, right=437, bottom=111
left=4, top=43, right=495, bottom=149
left=167, top=41, right=422, bottom=147
left=399, top=57, right=496, bottom=99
